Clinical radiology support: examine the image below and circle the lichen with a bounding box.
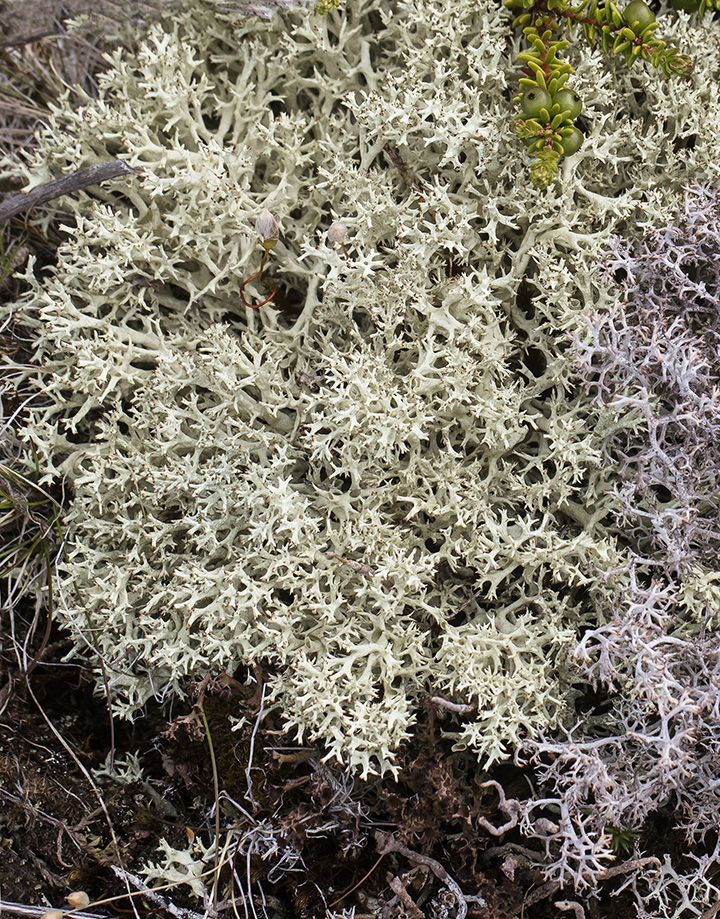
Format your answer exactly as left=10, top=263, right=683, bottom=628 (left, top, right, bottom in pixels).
left=8, top=0, right=720, bottom=784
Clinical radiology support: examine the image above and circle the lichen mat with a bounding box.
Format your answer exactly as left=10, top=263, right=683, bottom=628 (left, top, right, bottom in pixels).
left=6, top=0, right=720, bottom=908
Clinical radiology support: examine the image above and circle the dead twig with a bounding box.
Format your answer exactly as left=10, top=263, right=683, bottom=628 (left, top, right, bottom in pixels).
left=521, top=879, right=562, bottom=913
left=430, top=695, right=475, bottom=715
left=387, top=874, right=424, bottom=918
left=326, top=551, right=374, bottom=575
left=700, top=901, right=720, bottom=919
left=0, top=160, right=141, bottom=222
left=598, top=856, right=661, bottom=880
left=383, top=144, right=422, bottom=194
left=556, top=902, right=586, bottom=919
left=0, top=31, right=61, bottom=48
left=374, top=831, right=482, bottom=919
left=109, top=867, right=206, bottom=919
left=0, top=901, right=107, bottom=919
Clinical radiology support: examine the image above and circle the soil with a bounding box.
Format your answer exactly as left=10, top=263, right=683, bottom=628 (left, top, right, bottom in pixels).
left=0, top=626, right=660, bottom=919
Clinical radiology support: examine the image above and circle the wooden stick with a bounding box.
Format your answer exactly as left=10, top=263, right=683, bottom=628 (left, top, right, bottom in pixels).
left=375, top=831, right=476, bottom=919
left=0, top=160, right=141, bottom=222
left=0, top=901, right=106, bottom=919
left=0, top=30, right=60, bottom=47
left=383, top=144, right=422, bottom=193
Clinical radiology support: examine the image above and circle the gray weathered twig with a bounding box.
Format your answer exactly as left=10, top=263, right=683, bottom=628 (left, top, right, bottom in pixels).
left=110, top=867, right=206, bottom=919
left=0, top=902, right=107, bottom=919
left=700, top=901, right=720, bottom=919
left=375, top=831, right=483, bottom=918
left=430, top=695, right=476, bottom=714
left=556, top=901, right=586, bottom=919
left=599, top=856, right=661, bottom=880
left=0, top=161, right=141, bottom=222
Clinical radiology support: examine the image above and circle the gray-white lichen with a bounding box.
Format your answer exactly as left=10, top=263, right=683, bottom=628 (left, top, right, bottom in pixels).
left=6, top=0, right=720, bottom=905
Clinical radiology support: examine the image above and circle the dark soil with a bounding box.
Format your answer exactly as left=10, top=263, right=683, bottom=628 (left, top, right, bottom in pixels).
left=0, top=628, right=657, bottom=919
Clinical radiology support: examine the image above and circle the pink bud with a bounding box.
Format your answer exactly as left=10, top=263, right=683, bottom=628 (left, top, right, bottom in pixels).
left=327, top=222, right=348, bottom=245
left=255, top=207, right=279, bottom=250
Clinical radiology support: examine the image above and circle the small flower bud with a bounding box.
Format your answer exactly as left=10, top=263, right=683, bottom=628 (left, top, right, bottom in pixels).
left=255, top=208, right=279, bottom=251
left=668, top=54, right=693, bottom=77
left=66, top=892, right=90, bottom=910
left=530, top=159, right=555, bottom=189
left=511, top=117, right=541, bottom=139
left=327, top=222, right=348, bottom=245
left=40, top=911, right=63, bottom=919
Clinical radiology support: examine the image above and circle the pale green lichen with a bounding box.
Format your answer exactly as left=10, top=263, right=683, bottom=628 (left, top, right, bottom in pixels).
left=8, top=0, right=720, bottom=777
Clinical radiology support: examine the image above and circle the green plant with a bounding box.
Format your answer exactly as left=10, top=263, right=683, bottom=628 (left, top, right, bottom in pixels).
left=607, top=822, right=641, bottom=855
left=506, top=0, right=703, bottom=187
left=0, top=453, right=62, bottom=701
left=239, top=207, right=279, bottom=308
left=0, top=459, right=60, bottom=583
left=0, top=232, right=22, bottom=283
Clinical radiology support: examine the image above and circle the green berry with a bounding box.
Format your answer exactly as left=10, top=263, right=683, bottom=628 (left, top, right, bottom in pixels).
left=561, top=127, right=584, bottom=156
left=553, top=89, right=582, bottom=120
left=624, top=0, right=656, bottom=29
left=671, top=0, right=700, bottom=10
left=521, top=87, right=552, bottom=120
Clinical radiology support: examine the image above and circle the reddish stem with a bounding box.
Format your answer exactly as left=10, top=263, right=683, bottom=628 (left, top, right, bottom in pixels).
left=239, top=249, right=277, bottom=309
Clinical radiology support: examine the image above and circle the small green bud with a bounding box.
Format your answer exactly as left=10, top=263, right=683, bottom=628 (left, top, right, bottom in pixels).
left=530, top=159, right=556, bottom=188
left=512, top=117, right=542, bottom=139
left=668, top=53, right=694, bottom=76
